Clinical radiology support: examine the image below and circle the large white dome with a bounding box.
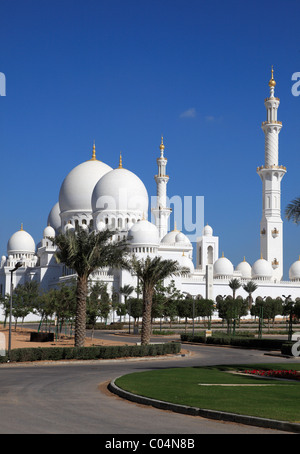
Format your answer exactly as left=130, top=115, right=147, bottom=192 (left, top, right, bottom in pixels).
left=92, top=166, right=148, bottom=217
left=7, top=227, right=36, bottom=255
left=252, top=257, right=273, bottom=280
left=128, top=219, right=159, bottom=246
left=213, top=255, right=234, bottom=278
left=47, top=202, right=61, bottom=232
left=59, top=154, right=112, bottom=214
left=235, top=257, right=252, bottom=279
left=289, top=258, right=300, bottom=281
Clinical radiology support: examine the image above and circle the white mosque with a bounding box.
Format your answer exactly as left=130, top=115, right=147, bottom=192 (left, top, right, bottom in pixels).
left=1, top=69, right=300, bottom=317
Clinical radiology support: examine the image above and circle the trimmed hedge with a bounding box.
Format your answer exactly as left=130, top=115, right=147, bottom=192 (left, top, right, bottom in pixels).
left=181, top=333, right=285, bottom=350
left=86, top=323, right=124, bottom=330
left=281, top=342, right=294, bottom=356
left=0, top=342, right=181, bottom=364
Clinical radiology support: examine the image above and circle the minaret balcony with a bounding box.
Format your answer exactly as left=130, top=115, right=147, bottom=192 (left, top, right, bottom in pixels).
left=261, top=120, right=282, bottom=126
left=257, top=165, right=286, bottom=171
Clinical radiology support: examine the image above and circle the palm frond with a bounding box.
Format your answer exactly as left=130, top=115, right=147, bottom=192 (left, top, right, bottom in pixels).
left=285, top=197, right=300, bottom=224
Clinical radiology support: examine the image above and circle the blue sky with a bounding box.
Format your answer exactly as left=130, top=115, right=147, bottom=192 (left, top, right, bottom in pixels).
left=0, top=0, right=299, bottom=279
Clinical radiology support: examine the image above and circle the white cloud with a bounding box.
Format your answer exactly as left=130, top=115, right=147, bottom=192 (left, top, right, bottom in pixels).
left=180, top=108, right=197, bottom=118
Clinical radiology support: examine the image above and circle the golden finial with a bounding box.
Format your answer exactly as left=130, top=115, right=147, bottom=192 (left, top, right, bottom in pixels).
left=269, top=65, right=276, bottom=88
left=173, top=221, right=179, bottom=232
left=118, top=151, right=123, bottom=169
left=20, top=223, right=23, bottom=231
left=298, top=255, right=300, bottom=261
left=260, top=251, right=263, bottom=259
left=160, top=136, right=165, bottom=151
left=91, top=141, right=96, bottom=161
left=243, top=256, right=246, bottom=262
left=182, top=251, right=185, bottom=256
left=222, top=251, right=224, bottom=258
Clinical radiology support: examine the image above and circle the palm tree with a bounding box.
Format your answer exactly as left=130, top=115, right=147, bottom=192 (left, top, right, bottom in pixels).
left=228, top=278, right=241, bottom=299
left=53, top=228, right=129, bottom=347
left=285, top=197, right=300, bottom=224
left=129, top=255, right=188, bottom=345
left=243, top=281, right=258, bottom=309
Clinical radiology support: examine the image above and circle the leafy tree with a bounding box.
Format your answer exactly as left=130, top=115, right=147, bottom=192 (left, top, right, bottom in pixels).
left=119, top=284, right=134, bottom=326
left=152, top=280, right=183, bottom=328
left=129, top=256, right=188, bottom=344
left=12, top=281, right=40, bottom=329
left=196, top=298, right=214, bottom=328
left=52, top=228, right=129, bottom=347
left=0, top=293, right=10, bottom=327
left=125, top=297, right=143, bottom=329
left=177, top=297, right=194, bottom=332
left=216, top=296, right=247, bottom=335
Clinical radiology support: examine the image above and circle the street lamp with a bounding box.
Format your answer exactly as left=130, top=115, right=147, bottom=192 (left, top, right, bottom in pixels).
left=8, top=262, right=23, bottom=359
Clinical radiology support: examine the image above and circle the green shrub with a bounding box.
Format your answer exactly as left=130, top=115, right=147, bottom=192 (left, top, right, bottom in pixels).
left=281, top=342, right=294, bottom=356
left=181, top=333, right=285, bottom=350
left=86, top=322, right=124, bottom=330
left=0, top=342, right=181, bottom=363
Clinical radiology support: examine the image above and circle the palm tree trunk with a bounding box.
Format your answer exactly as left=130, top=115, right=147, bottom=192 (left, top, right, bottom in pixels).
left=141, top=285, right=153, bottom=345
left=75, top=275, right=88, bottom=347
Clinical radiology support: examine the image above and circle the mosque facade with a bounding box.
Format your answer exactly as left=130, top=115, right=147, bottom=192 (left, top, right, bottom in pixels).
left=1, top=70, right=300, bottom=318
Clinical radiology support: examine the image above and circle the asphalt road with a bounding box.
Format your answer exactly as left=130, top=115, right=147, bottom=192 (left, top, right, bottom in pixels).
left=0, top=335, right=299, bottom=435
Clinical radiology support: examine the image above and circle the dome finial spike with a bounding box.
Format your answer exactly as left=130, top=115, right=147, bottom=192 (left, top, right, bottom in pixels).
left=91, top=141, right=96, bottom=161
left=268, top=65, right=276, bottom=93
left=160, top=135, right=165, bottom=156
left=118, top=151, right=123, bottom=169
left=20, top=223, right=23, bottom=231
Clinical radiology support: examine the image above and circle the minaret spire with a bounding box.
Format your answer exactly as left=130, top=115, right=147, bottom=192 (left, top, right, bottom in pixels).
left=152, top=136, right=172, bottom=240
left=257, top=68, right=286, bottom=281
left=268, top=65, right=276, bottom=97
left=91, top=141, right=97, bottom=161
left=118, top=151, right=123, bottom=169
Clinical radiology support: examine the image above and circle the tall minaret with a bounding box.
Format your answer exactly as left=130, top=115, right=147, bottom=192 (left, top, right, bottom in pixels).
left=152, top=137, right=172, bottom=240
left=257, top=67, right=287, bottom=281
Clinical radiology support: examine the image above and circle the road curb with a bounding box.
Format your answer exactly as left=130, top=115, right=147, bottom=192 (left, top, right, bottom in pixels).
left=108, top=377, right=300, bottom=434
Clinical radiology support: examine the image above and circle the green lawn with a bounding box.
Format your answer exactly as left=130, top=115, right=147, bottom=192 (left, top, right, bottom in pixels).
left=115, top=363, right=300, bottom=422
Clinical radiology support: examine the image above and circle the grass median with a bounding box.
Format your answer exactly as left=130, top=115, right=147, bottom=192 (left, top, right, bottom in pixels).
left=115, top=363, right=300, bottom=423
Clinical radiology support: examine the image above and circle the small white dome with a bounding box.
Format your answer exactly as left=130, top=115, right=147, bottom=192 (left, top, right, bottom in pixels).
left=161, top=230, right=178, bottom=245
left=92, top=167, right=148, bottom=216
left=213, top=255, right=234, bottom=278
left=203, top=224, right=213, bottom=236
left=235, top=258, right=252, bottom=279
left=65, top=223, right=75, bottom=232
left=97, top=220, right=106, bottom=231
left=252, top=257, right=273, bottom=279
left=59, top=158, right=112, bottom=214
left=128, top=220, right=159, bottom=246
left=289, top=258, right=300, bottom=281
left=43, top=225, right=55, bottom=238
left=48, top=202, right=61, bottom=232
left=175, top=232, right=191, bottom=246
left=7, top=227, right=36, bottom=255
left=181, top=253, right=194, bottom=273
